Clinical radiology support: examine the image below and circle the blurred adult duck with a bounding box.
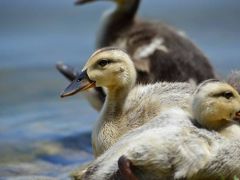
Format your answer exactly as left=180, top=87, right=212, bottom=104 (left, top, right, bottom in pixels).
left=57, top=0, right=216, bottom=111
left=60, top=47, right=195, bottom=157
left=192, top=79, right=240, bottom=139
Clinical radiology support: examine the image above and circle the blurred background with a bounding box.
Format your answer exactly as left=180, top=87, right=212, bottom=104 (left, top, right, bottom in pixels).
left=0, top=0, right=239, bottom=179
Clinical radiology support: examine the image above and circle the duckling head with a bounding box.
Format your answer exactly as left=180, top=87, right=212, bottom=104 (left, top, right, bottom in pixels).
left=192, top=79, right=240, bottom=130
left=61, top=47, right=136, bottom=97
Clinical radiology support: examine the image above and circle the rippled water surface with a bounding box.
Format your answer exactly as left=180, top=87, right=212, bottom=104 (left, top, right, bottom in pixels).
left=0, top=0, right=240, bottom=179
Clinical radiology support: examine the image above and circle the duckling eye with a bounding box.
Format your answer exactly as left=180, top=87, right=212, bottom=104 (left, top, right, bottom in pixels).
left=98, top=59, right=111, bottom=67
left=222, top=91, right=234, bottom=99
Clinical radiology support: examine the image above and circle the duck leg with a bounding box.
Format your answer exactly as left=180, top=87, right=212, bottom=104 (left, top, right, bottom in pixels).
left=56, top=62, right=79, bottom=81
left=117, top=155, right=139, bottom=180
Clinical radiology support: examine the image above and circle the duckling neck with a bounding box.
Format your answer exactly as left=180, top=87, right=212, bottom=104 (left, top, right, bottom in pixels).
left=102, top=86, right=130, bottom=118
left=97, top=0, right=140, bottom=47
left=92, top=86, right=130, bottom=156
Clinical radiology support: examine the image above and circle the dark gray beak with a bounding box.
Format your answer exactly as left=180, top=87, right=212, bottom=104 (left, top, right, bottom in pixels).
left=60, top=70, right=96, bottom=98
left=233, top=111, right=240, bottom=122
left=75, top=0, right=96, bottom=5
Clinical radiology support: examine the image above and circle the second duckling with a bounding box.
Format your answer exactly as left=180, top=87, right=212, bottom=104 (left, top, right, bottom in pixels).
left=73, top=80, right=240, bottom=180
left=61, top=47, right=195, bottom=157
left=192, top=79, right=240, bottom=139
left=75, top=107, right=240, bottom=180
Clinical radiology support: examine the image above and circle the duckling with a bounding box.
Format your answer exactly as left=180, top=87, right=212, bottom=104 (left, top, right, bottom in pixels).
left=57, top=0, right=216, bottom=111
left=61, top=47, right=195, bottom=157
left=72, top=80, right=240, bottom=180
left=74, top=107, right=240, bottom=180
left=192, top=79, right=240, bottom=139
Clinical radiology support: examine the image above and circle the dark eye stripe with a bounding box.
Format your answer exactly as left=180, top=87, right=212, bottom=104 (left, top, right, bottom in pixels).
left=97, top=59, right=111, bottom=67
left=213, top=91, right=234, bottom=99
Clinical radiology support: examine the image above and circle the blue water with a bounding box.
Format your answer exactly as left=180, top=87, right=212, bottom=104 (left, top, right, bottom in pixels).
left=0, top=0, right=240, bottom=179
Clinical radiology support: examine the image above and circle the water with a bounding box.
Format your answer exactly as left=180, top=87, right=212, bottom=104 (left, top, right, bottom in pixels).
left=0, top=0, right=240, bottom=179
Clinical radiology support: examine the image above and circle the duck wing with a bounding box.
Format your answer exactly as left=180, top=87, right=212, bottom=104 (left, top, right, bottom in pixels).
left=111, top=21, right=216, bottom=84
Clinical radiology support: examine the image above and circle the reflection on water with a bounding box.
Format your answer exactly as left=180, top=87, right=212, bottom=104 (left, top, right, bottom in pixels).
left=0, top=0, right=240, bottom=179
left=0, top=68, right=96, bottom=179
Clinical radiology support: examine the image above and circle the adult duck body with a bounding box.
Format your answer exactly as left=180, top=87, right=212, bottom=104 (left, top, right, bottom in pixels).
left=58, top=0, right=216, bottom=111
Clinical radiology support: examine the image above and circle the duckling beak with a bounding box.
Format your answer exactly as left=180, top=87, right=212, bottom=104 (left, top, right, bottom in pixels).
left=75, top=0, right=115, bottom=5
left=233, top=111, right=240, bottom=122
left=60, top=70, right=96, bottom=98
left=75, top=0, right=96, bottom=5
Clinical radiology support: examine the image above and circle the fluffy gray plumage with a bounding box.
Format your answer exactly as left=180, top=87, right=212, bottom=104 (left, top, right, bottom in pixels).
left=77, top=108, right=240, bottom=180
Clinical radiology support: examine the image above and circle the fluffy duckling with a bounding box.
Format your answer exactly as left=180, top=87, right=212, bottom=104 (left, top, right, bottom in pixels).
left=73, top=107, right=240, bottom=180
left=57, top=0, right=216, bottom=111
left=192, top=79, right=240, bottom=139
left=72, top=80, right=240, bottom=180
left=61, top=47, right=195, bottom=157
